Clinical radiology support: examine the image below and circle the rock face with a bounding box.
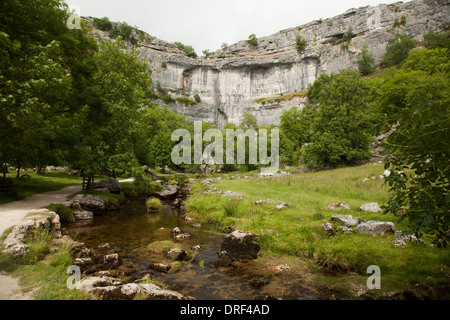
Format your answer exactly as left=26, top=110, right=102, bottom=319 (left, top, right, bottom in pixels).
left=85, top=0, right=449, bottom=127
left=218, top=230, right=260, bottom=265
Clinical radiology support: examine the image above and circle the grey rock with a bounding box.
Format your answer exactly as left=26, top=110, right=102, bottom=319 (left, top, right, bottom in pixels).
left=71, top=194, right=106, bottom=213
left=356, top=221, right=395, bottom=236
left=393, top=231, right=426, bottom=247
left=101, top=253, right=121, bottom=269
left=95, top=177, right=121, bottom=194
left=359, top=202, right=382, bottom=213
left=220, top=190, right=244, bottom=197
left=327, top=203, right=351, bottom=211
left=331, top=214, right=365, bottom=227
left=322, top=222, right=334, bottom=235
left=158, top=185, right=178, bottom=198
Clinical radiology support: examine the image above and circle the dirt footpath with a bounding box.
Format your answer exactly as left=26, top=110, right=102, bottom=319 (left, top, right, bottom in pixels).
left=0, top=185, right=81, bottom=236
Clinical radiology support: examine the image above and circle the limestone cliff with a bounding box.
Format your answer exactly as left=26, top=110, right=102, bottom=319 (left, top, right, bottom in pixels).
left=86, top=0, right=449, bottom=128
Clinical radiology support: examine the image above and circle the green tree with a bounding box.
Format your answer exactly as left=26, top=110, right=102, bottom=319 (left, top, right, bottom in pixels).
left=356, top=44, right=375, bottom=76
left=382, top=34, right=416, bottom=67
left=424, top=30, right=450, bottom=50
left=302, top=70, right=374, bottom=166
left=379, top=48, right=450, bottom=246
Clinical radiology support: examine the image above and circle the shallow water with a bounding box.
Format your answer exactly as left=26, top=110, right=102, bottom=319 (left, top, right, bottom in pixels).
left=65, top=201, right=320, bottom=300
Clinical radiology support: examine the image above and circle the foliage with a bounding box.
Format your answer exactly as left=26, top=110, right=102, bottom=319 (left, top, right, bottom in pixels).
left=379, top=47, right=450, bottom=246
left=424, top=30, right=450, bottom=50
left=356, top=44, right=375, bottom=76
left=301, top=69, right=374, bottom=166
left=93, top=17, right=113, bottom=31
left=174, top=41, right=197, bottom=58
left=247, top=34, right=258, bottom=47
left=194, top=94, right=201, bottom=103
left=382, top=34, right=416, bottom=67
left=296, top=35, right=308, bottom=53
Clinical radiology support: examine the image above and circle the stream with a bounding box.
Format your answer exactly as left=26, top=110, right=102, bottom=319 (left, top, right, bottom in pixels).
left=65, top=200, right=321, bottom=300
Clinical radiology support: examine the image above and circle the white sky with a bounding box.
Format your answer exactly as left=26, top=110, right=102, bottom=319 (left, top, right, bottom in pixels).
left=65, top=0, right=409, bottom=54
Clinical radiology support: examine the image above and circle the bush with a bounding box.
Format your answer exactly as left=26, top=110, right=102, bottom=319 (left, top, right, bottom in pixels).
left=383, top=34, right=416, bottom=67
left=194, top=94, right=201, bottom=103
left=94, top=17, right=113, bottom=31
left=174, top=41, right=197, bottom=58
left=247, top=34, right=258, bottom=47
left=356, top=44, right=375, bottom=76
left=296, top=35, right=308, bottom=53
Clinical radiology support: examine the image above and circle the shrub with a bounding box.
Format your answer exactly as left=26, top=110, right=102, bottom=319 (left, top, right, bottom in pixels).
left=356, top=44, right=375, bottom=76
left=174, top=41, right=197, bottom=58
left=382, top=34, right=416, bottom=67
left=94, top=17, right=113, bottom=31
left=194, top=94, right=201, bottom=103
left=247, top=34, right=258, bottom=47
left=296, top=35, right=308, bottom=53
left=161, top=61, right=167, bottom=68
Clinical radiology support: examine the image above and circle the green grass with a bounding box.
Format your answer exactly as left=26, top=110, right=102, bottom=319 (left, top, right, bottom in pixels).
left=0, top=226, right=88, bottom=300
left=185, top=163, right=449, bottom=295
left=0, top=170, right=83, bottom=204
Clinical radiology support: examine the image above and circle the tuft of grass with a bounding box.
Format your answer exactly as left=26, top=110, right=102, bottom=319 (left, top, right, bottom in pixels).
left=146, top=197, right=162, bottom=211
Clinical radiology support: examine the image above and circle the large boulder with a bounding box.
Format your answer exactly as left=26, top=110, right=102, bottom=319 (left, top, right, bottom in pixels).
left=95, top=178, right=121, bottom=194
left=70, top=194, right=106, bottom=213
left=356, top=221, right=395, bottom=236
left=218, top=230, right=260, bottom=265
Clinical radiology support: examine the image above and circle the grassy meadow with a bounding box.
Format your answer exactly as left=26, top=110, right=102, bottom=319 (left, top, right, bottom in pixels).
left=185, top=163, right=449, bottom=297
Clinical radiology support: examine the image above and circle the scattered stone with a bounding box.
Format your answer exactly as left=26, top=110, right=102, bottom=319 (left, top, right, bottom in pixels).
left=220, top=190, right=243, bottom=197
left=183, top=216, right=195, bottom=222
left=326, top=203, right=350, bottom=211
left=393, top=231, right=426, bottom=247
left=255, top=199, right=277, bottom=205
left=149, top=263, right=170, bottom=273
left=75, top=276, right=121, bottom=292
left=275, top=203, right=289, bottom=210
left=359, top=203, right=382, bottom=213
left=165, top=248, right=187, bottom=261
left=170, top=227, right=192, bottom=241
left=191, top=245, right=201, bottom=251
left=356, top=221, right=395, bottom=236
left=331, top=215, right=365, bottom=227
left=322, top=222, right=334, bottom=235
left=101, top=254, right=121, bottom=269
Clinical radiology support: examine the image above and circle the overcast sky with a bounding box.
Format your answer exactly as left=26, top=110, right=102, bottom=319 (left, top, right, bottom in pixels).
left=65, top=0, right=409, bottom=53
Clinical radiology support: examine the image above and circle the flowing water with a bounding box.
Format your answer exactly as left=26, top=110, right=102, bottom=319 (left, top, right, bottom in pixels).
left=65, top=200, right=321, bottom=300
